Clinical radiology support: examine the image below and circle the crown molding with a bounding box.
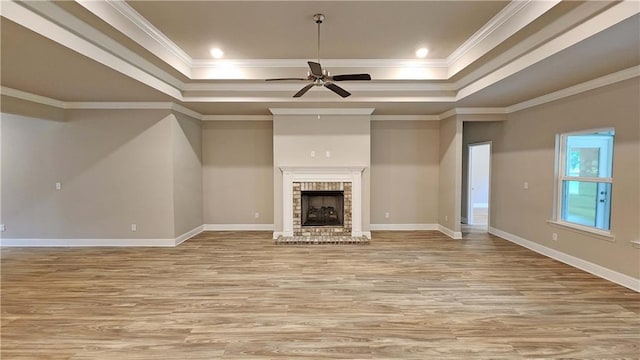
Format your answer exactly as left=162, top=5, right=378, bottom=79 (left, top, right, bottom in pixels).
left=269, top=108, right=375, bottom=115
left=191, top=58, right=449, bottom=69
left=70, top=0, right=553, bottom=82
left=3, top=67, right=637, bottom=119
left=456, top=1, right=640, bottom=102
left=3, top=0, right=183, bottom=99
left=202, top=115, right=273, bottom=121
left=507, top=66, right=640, bottom=114
left=447, top=0, right=560, bottom=78
left=182, top=82, right=456, bottom=92
left=77, top=0, right=193, bottom=77
left=0, top=87, right=66, bottom=109
left=371, top=115, right=440, bottom=121
left=438, top=107, right=508, bottom=120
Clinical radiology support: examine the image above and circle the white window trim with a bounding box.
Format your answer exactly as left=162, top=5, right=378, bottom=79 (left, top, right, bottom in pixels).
left=553, top=128, right=614, bottom=237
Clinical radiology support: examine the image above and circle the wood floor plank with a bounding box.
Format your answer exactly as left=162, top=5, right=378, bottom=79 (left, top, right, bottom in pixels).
left=2, top=230, right=639, bottom=359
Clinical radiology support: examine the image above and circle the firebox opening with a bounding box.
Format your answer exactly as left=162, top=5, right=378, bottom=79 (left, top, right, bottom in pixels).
left=301, top=190, right=344, bottom=226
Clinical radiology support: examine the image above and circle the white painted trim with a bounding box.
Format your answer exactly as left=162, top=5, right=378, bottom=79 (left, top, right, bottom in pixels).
left=370, top=224, right=439, bottom=231
left=203, top=224, right=274, bottom=231
left=508, top=66, right=640, bottom=113
left=448, top=1, right=559, bottom=77
left=269, top=108, right=375, bottom=115
left=183, top=82, right=456, bottom=92
left=272, top=232, right=284, bottom=240
left=362, top=231, right=372, bottom=239
left=371, top=115, right=440, bottom=121
left=279, top=167, right=366, bottom=237
left=0, top=87, right=66, bottom=108
left=192, top=58, right=449, bottom=69
left=489, top=227, right=640, bottom=292
left=202, top=115, right=273, bottom=121
left=3, top=64, right=637, bottom=120
left=2, top=1, right=182, bottom=99
left=456, top=1, right=640, bottom=101
left=65, top=102, right=174, bottom=110
left=0, top=238, right=176, bottom=247
left=546, top=220, right=615, bottom=242
left=79, top=0, right=193, bottom=77
left=438, top=107, right=508, bottom=120
left=175, top=225, right=204, bottom=246
left=438, top=225, right=463, bottom=240
left=171, top=104, right=204, bottom=120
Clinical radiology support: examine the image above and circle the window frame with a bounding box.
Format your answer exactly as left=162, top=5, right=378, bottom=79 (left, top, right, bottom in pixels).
left=553, top=128, right=614, bottom=236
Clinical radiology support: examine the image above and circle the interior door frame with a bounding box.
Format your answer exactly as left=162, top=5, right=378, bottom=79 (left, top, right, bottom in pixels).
left=467, top=141, right=492, bottom=226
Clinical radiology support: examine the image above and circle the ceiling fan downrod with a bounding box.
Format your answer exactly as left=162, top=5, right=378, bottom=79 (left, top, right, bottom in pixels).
left=313, top=13, right=324, bottom=65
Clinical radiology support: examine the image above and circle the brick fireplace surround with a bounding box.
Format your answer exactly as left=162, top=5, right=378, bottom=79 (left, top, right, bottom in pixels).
left=293, top=181, right=352, bottom=236
left=279, top=167, right=366, bottom=238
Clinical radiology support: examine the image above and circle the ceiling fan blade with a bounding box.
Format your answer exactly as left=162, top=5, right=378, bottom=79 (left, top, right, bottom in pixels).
left=332, top=74, right=372, bottom=81
left=324, top=83, right=351, bottom=98
left=293, top=83, right=315, bottom=98
left=265, top=78, right=308, bottom=81
left=308, top=61, right=323, bottom=77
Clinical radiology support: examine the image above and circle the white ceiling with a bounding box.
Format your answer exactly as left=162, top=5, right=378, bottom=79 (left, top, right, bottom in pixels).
left=1, top=0, right=638, bottom=116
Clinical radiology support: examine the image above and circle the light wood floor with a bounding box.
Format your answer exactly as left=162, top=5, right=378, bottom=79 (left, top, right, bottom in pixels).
left=2, top=231, right=639, bottom=359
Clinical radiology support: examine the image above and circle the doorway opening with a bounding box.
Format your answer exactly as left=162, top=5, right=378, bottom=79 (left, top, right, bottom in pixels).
left=467, top=142, right=491, bottom=228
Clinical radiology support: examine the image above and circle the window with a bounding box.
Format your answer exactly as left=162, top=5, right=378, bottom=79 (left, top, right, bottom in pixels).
left=555, top=129, right=614, bottom=232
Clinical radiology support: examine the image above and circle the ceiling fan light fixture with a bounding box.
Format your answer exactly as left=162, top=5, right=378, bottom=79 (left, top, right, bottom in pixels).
left=210, top=48, right=224, bottom=59
left=416, top=47, right=429, bottom=58
left=264, top=13, right=371, bottom=98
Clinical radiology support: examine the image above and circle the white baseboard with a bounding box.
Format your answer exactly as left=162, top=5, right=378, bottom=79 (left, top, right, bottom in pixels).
left=438, top=225, right=463, bottom=239
left=362, top=231, right=372, bottom=239
left=370, top=223, right=439, bottom=231
left=489, top=227, right=640, bottom=292
left=203, top=224, right=274, bottom=231
left=272, top=232, right=284, bottom=240
left=0, top=237, right=176, bottom=247
left=175, top=225, right=204, bottom=246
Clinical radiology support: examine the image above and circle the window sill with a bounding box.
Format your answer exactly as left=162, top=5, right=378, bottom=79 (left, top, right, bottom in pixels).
left=546, top=220, right=615, bottom=242
left=630, top=240, right=640, bottom=249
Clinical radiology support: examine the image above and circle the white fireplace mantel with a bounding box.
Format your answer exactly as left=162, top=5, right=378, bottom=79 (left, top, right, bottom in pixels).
left=280, top=166, right=366, bottom=237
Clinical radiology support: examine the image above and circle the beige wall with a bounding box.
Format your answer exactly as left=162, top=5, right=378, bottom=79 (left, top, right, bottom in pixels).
left=273, top=114, right=371, bottom=233
left=172, top=113, right=203, bottom=236
left=371, top=120, right=440, bottom=224
left=1, top=108, right=176, bottom=240
left=202, top=121, right=273, bottom=225
left=461, top=121, right=504, bottom=221
left=464, top=79, right=640, bottom=278
left=438, top=116, right=462, bottom=234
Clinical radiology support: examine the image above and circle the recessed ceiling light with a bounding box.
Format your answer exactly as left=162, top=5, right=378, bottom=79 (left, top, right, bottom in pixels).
left=210, top=48, right=224, bottom=59
left=416, top=48, right=429, bottom=58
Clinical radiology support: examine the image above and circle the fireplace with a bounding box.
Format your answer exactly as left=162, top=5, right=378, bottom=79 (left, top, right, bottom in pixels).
left=302, top=190, right=344, bottom=226
left=292, top=181, right=351, bottom=236
left=279, top=166, right=366, bottom=238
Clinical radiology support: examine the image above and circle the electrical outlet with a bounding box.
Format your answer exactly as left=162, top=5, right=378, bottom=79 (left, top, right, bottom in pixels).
left=552, top=233, right=558, bottom=241
left=445, top=215, right=449, bottom=222
left=254, top=212, right=260, bottom=219
left=384, top=212, right=390, bottom=219
left=325, top=150, right=331, bottom=158
left=310, top=151, right=316, bottom=158
left=0, top=224, right=5, bottom=232
left=131, top=224, right=137, bottom=232
left=523, top=182, right=529, bottom=189
left=55, top=182, right=61, bottom=190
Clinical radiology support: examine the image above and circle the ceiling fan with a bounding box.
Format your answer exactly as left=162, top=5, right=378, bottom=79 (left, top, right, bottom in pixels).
left=265, top=13, right=372, bottom=98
